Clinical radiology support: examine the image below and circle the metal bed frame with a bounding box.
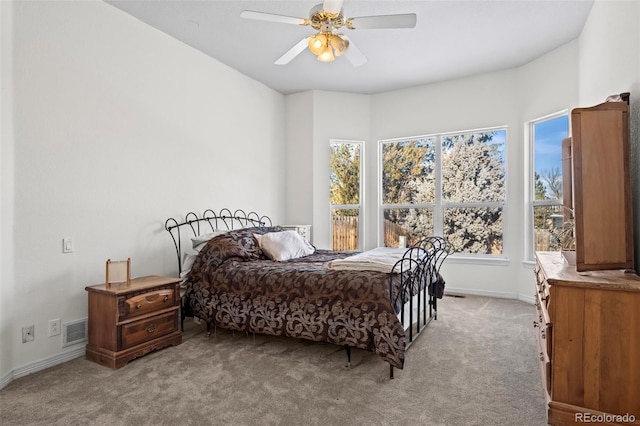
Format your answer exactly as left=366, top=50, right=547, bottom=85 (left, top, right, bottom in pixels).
left=347, top=235, right=450, bottom=379
left=164, top=208, right=450, bottom=379
left=164, top=208, right=272, bottom=276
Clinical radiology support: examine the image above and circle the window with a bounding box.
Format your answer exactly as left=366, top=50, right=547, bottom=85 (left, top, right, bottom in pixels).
left=330, top=140, right=363, bottom=250
left=380, top=137, right=436, bottom=248
left=380, top=128, right=507, bottom=256
left=530, top=113, right=569, bottom=256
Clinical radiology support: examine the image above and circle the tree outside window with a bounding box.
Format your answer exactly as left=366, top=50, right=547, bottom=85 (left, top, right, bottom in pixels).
left=381, top=138, right=435, bottom=247
left=381, top=128, right=507, bottom=255
left=330, top=140, right=362, bottom=250
left=441, top=131, right=506, bottom=254
left=531, top=114, right=569, bottom=255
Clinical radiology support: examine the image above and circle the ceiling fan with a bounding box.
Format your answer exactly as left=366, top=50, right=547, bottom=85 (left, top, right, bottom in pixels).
left=240, top=0, right=417, bottom=67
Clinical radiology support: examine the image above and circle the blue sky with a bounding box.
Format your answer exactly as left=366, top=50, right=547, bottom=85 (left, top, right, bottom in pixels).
left=534, top=115, right=568, bottom=196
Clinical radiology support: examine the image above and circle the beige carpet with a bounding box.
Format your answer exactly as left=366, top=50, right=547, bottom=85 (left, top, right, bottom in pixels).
left=0, top=295, right=548, bottom=426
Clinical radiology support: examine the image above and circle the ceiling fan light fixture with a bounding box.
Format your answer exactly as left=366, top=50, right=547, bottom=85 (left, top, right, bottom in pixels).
left=308, top=34, right=326, bottom=55
left=317, top=45, right=335, bottom=62
left=329, top=34, right=349, bottom=56
left=243, top=2, right=418, bottom=67
left=309, top=32, right=338, bottom=62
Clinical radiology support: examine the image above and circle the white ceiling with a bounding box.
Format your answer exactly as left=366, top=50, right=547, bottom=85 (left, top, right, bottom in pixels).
left=105, top=0, right=594, bottom=95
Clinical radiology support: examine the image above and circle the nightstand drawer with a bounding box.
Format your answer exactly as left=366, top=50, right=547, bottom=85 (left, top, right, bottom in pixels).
left=121, top=310, right=178, bottom=349
left=121, top=288, right=176, bottom=320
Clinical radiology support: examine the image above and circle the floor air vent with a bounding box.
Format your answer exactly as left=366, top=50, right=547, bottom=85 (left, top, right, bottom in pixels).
left=62, top=318, right=88, bottom=347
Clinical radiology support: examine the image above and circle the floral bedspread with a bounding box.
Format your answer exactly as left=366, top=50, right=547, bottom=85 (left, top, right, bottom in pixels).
left=184, top=227, right=408, bottom=369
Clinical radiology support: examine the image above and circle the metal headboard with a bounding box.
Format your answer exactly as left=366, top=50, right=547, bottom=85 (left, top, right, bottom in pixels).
left=164, top=208, right=272, bottom=275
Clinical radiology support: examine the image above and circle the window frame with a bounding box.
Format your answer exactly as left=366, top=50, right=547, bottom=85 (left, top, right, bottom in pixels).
left=378, top=126, right=508, bottom=259
left=377, top=136, right=439, bottom=249
left=329, top=139, right=364, bottom=251
left=526, top=110, right=569, bottom=262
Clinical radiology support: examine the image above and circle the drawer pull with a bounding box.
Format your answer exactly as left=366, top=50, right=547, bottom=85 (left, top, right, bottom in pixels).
left=140, top=294, right=169, bottom=303
left=533, top=320, right=538, bottom=328
left=136, top=304, right=142, bottom=309
left=539, top=352, right=544, bottom=362
left=146, top=324, right=157, bottom=333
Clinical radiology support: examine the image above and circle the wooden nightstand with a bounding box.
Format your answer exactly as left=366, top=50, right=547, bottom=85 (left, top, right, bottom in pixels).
left=85, top=275, right=182, bottom=368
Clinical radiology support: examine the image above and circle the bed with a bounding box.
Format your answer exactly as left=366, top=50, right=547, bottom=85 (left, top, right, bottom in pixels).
left=165, top=209, right=449, bottom=378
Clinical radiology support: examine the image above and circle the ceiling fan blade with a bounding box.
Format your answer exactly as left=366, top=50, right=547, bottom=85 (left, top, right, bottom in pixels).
left=240, top=10, right=307, bottom=26
left=341, top=36, right=367, bottom=67
left=348, top=13, right=417, bottom=29
left=323, top=0, right=344, bottom=15
left=275, top=37, right=311, bottom=65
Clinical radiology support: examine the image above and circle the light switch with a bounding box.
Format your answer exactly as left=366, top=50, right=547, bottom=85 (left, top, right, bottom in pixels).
left=62, top=238, right=73, bottom=253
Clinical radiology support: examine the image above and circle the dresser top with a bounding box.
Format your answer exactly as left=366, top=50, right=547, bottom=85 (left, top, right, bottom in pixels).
left=536, top=251, right=640, bottom=291
left=85, top=275, right=181, bottom=295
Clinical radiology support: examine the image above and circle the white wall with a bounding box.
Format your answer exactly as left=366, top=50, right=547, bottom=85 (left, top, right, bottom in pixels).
left=3, top=0, right=638, bottom=388
left=0, top=0, right=17, bottom=384
left=519, top=40, right=580, bottom=119
left=371, top=69, right=524, bottom=297
left=284, top=90, right=371, bottom=249
left=578, top=0, right=640, bottom=272
left=1, top=0, right=285, bottom=382
left=286, top=33, right=582, bottom=301
left=515, top=40, right=580, bottom=297
left=284, top=92, right=314, bottom=231
left=368, top=47, right=579, bottom=299
left=312, top=91, right=371, bottom=250
left=285, top=1, right=639, bottom=300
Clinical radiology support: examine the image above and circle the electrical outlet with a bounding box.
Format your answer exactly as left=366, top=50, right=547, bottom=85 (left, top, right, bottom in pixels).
left=22, top=325, right=34, bottom=343
left=49, top=319, right=61, bottom=337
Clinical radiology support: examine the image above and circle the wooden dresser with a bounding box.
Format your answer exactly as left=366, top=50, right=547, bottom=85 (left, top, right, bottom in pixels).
left=534, top=252, right=640, bottom=425
left=86, top=275, right=182, bottom=368
left=569, top=97, right=634, bottom=272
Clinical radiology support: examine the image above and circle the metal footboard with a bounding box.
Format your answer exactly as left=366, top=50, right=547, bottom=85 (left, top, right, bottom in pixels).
left=386, top=236, right=451, bottom=379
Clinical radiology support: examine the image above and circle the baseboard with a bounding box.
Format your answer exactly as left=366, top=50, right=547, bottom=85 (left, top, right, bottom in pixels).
left=517, top=293, right=535, bottom=304
left=445, top=286, right=534, bottom=304
left=0, top=346, right=85, bottom=390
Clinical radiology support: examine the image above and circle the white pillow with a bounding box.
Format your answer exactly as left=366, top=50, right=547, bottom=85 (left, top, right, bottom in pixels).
left=254, top=231, right=314, bottom=261
left=191, top=231, right=227, bottom=251
left=180, top=251, right=198, bottom=279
